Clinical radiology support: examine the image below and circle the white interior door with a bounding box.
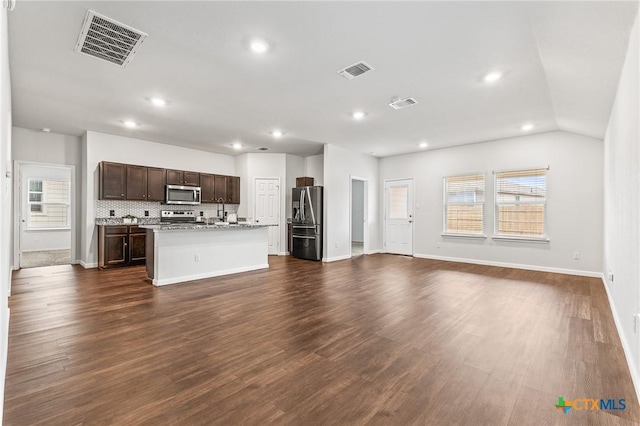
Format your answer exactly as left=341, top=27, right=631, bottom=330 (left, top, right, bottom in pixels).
left=255, top=178, right=280, bottom=255
left=384, top=179, right=413, bottom=255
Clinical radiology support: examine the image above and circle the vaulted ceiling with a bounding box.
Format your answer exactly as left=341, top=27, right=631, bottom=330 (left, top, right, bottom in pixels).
left=8, top=1, right=638, bottom=157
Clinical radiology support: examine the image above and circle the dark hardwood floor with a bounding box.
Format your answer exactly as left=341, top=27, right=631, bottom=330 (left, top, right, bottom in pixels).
left=3, top=255, right=639, bottom=425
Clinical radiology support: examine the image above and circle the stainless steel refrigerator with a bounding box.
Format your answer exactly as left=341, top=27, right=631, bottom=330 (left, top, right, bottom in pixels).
left=291, top=186, right=323, bottom=261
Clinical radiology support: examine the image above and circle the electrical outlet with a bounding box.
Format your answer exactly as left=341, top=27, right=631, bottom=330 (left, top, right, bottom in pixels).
left=573, top=251, right=580, bottom=260
left=634, top=314, right=640, bottom=334
left=109, top=210, right=115, bottom=217
left=436, top=242, right=441, bottom=248
left=334, top=242, right=339, bottom=248
left=194, top=254, right=200, bottom=262
left=608, top=270, right=614, bottom=282
left=144, top=210, right=149, bottom=217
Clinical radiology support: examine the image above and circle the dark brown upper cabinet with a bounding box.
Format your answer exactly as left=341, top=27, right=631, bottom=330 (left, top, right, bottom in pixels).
left=146, top=168, right=166, bottom=201
left=100, top=162, right=126, bottom=200
left=125, top=165, right=147, bottom=200
left=126, top=166, right=165, bottom=201
left=166, top=169, right=200, bottom=187
left=214, top=175, right=227, bottom=202
left=200, top=173, right=216, bottom=203
left=227, top=176, right=240, bottom=204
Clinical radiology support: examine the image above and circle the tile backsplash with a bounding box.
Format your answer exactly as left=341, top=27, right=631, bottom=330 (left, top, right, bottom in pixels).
left=96, top=200, right=238, bottom=219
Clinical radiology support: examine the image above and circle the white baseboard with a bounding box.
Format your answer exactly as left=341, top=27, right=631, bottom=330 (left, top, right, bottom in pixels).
left=278, top=252, right=289, bottom=256
left=152, top=263, right=269, bottom=286
left=413, top=253, right=602, bottom=278
left=365, top=249, right=382, bottom=255
left=79, top=261, right=98, bottom=269
left=322, top=254, right=352, bottom=263
left=601, top=275, right=640, bottom=406
left=0, top=307, right=10, bottom=425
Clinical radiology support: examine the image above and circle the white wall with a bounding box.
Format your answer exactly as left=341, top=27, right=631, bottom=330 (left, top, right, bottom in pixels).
left=603, top=14, right=640, bottom=397
left=285, top=154, right=304, bottom=221
left=0, top=7, right=10, bottom=423
left=323, top=144, right=380, bottom=261
left=351, top=179, right=364, bottom=242
left=380, top=131, right=603, bottom=275
left=305, top=154, right=324, bottom=186
left=12, top=127, right=81, bottom=259
left=82, top=131, right=236, bottom=267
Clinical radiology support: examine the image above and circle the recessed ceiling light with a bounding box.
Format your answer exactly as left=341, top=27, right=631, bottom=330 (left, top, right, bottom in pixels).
left=123, top=120, right=138, bottom=128
left=352, top=111, right=365, bottom=120
left=250, top=39, right=269, bottom=54
left=521, top=123, right=534, bottom=131
left=484, top=71, right=502, bottom=83
left=419, top=142, right=428, bottom=149
left=271, top=129, right=283, bottom=138
left=232, top=142, right=242, bottom=150
left=41, top=127, right=51, bottom=133
left=150, top=97, right=167, bottom=107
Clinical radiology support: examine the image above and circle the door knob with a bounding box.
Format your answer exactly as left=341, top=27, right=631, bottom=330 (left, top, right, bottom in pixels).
left=408, top=220, right=413, bottom=223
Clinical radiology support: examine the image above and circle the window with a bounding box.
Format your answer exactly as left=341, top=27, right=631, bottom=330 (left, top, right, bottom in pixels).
left=494, top=168, right=547, bottom=238
left=443, top=174, right=485, bottom=235
left=388, top=187, right=408, bottom=219
left=27, top=179, right=70, bottom=229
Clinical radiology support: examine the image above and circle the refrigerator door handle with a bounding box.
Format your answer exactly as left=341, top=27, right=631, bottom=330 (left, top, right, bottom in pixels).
left=306, top=188, right=316, bottom=225
left=292, top=235, right=316, bottom=239
left=300, top=188, right=305, bottom=222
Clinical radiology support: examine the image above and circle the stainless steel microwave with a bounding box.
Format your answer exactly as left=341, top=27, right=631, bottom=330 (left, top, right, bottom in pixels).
left=165, top=185, right=201, bottom=205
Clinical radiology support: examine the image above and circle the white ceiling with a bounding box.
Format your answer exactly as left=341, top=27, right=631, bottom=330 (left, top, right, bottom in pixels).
left=8, top=1, right=638, bottom=157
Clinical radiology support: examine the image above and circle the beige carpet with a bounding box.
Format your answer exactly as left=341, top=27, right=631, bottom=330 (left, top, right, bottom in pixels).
left=21, top=250, right=71, bottom=268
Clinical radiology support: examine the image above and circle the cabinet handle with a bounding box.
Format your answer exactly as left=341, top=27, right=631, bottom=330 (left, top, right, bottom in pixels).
left=121, top=193, right=124, bottom=196
left=143, top=195, right=146, bottom=198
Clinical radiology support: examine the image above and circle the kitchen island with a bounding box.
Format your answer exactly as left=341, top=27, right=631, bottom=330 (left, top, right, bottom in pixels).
left=140, top=223, right=270, bottom=286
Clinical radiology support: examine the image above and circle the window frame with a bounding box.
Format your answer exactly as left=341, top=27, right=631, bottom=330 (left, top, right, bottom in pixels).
left=26, top=178, right=71, bottom=231
left=442, top=172, right=486, bottom=237
left=493, top=167, right=549, bottom=242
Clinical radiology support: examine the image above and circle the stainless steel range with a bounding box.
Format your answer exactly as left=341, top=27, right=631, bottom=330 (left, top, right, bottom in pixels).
left=160, top=210, right=200, bottom=224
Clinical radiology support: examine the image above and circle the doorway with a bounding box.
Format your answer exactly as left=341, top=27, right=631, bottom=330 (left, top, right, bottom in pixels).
left=384, top=179, right=414, bottom=256
left=350, top=176, right=368, bottom=257
left=15, top=162, right=75, bottom=268
left=254, top=178, right=281, bottom=255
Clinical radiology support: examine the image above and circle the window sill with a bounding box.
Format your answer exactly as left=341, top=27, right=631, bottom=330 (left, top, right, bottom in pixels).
left=492, top=235, right=550, bottom=243
left=441, top=233, right=487, bottom=239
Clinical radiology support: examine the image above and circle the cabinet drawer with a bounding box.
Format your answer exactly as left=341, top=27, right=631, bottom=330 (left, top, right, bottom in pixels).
left=105, top=226, right=128, bottom=235
left=129, top=225, right=144, bottom=234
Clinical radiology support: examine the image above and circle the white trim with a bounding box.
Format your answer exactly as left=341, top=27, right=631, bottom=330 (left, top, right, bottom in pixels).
left=492, top=235, right=550, bottom=243
left=254, top=177, right=281, bottom=255
left=79, top=260, right=98, bottom=269
left=442, top=233, right=487, bottom=239
left=365, top=249, right=382, bottom=255
left=0, top=307, right=9, bottom=425
left=413, top=253, right=601, bottom=278
left=322, top=254, right=352, bottom=263
left=601, top=275, right=640, bottom=406
left=350, top=175, right=369, bottom=256
left=278, top=251, right=288, bottom=256
left=152, top=263, right=269, bottom=286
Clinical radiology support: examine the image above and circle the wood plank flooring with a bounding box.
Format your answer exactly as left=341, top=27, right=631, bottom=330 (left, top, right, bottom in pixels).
left=3, top=255, right=639, bottom=425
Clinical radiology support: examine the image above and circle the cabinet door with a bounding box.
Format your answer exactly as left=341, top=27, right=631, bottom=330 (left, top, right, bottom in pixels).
left=104, top=234, right=128, bottom=266
left=183, top=171, right=200, bottom=187
left=100, top=162, right=126, bottom=200
left=129, top=232, right=146, bottom=264
left=214, top=175, right=227, bottom=202
left=125, top=165, right=147, bottom=200
left=200, top=174, right=215, bottom=203
left=227, top=176, right=240, bottom=204
left=166, top=169, right=184, bottom=185
left=146, top=167, right=166, bottom=201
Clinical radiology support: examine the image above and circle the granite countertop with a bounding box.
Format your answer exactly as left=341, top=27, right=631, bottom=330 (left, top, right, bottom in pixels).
left=139, top=223, right=268, bottom=231
left=95, top=218, right=161, bottom=226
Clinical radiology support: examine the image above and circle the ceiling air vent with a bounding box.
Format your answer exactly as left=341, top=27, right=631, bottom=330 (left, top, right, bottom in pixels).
left=256, top=147, right=269, bottom=151
left=337, top=61, right=374, bottom=79
left=389, top=97, right=418, bottom=110
left=74, top=10, right=148, bottom=67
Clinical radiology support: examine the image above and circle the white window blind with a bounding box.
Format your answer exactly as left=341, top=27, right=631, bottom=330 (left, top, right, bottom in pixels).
left=495, top=168, right=547, bottom=238
left=443, top=174, right=484, bottom=234
left=27, top=179, right=71, bottom=229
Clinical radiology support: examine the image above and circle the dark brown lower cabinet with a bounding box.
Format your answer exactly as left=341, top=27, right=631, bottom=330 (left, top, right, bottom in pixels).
left=98, top=225, right=146, bottom=269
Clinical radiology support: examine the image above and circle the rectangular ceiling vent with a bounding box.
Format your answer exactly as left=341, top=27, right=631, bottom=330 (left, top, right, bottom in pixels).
left=389, top=97, right=418, bottom=110
left=75, top=10, right=148, bottom=67
left=337, top=61, right=374, bottom=79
